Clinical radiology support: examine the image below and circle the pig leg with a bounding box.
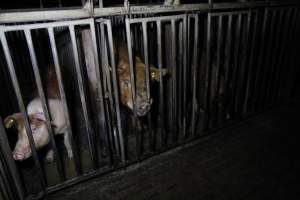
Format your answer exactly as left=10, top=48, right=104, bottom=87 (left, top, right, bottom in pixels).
left=45, top=149, right=54, bottom=163
left=63, top=133, right=73, bottom=159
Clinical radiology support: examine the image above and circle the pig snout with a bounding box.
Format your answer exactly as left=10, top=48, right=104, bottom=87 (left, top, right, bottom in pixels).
left=136, top=99, right=153, bottom=117
left=12, top=146, right=31, bottom=161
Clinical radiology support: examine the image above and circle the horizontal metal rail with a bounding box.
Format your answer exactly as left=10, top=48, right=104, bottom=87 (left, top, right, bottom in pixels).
left=1, top=2, right=299, bottom=23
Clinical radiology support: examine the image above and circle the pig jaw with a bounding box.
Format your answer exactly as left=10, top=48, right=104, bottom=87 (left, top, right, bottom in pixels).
left=13, top=124, right=50, bottom=161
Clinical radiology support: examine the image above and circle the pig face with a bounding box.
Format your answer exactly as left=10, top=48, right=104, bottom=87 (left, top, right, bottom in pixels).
left=118, top=60, right=167, bottom=117
left=116, top=44, right=167, bottom=117
left=118, top=62, right=149, bottom=116
left=4, top=113, right=50, bottom=161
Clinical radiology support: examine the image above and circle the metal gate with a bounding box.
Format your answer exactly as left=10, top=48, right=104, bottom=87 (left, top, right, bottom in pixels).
left=0, top=3, right=300, bottom=200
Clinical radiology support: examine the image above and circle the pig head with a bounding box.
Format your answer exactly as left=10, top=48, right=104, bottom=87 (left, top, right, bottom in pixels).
left=4, top=112, right=49, bottom=160
left=116, top=44, right=167, bottom=117
left=4, top=98, right=68, bottom=161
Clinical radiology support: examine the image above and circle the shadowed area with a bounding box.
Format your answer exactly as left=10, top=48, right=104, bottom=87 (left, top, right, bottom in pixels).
left=47, top=99, right=300, bottom=200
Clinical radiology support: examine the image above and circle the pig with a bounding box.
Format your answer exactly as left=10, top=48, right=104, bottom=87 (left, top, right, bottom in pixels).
left=4, top=66, right=72, bottom=162
left=116, top=42, right=167, bottom=117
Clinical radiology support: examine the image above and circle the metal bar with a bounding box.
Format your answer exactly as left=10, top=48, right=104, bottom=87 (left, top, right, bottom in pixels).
left=214, top=15, right=223, bottom=125
left=0, top=118, right=24, bottom=200
left=127, top=14, right=187, bottom=24
left=229, top=13, right=242, bottom=118
left=182, top=15, right=187, bottom=139
left=221, top=14, right=232, bottom=122
left=203, top=12, right=212, bottom=131
left=1, top=19, right=94, bottom=32
left=191, top=14, right=199, bottom=136
left=210, top=10, right=250, bottom=17
left=69, top=25, right=97, bottom=169
left=48, top=27, right=82, bottom=174
left=0, top=31, right=47, bottom=189
left=142, top=21, right=154, bottom=152
left=24, top=29, right=66, bottom=181
left=105, top=20, right=126, bottom=163
left=243, top=11, right=259, bottom=114
left=125, top=21, right=143, bottom=158
left=90, top=21, right=111, bottom=165
left=235, top=11, right=251, bottom=115
left=2, top=2, right=300, bottom=23
left=99, top=0, right=103, bottom=8
left=264, top=9, right=284, bottom=106
left=156, top=20, right=166, bottom=148
left=99, top=22, right=118, bottom=162
left=270, top=9, right=293, bottom=104
left=257, top=9, right=276, bottom=108
left=276, top=8, right=299, bottom=103
left=251, top=8, right=269, bottom=112
left=125, top=18, right=137, bottom=117
left=0, top=158, right=13, bottom=200
left=171, top=19, right=177, bottom=142
left=177, top=20, right=183, bottom=140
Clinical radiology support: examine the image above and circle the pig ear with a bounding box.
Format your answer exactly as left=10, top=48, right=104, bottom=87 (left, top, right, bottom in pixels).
left=150, top=66, right=168, bottom=82
left=31, top=113, right=46, bottom=122
left=4, top=113, right=22, bottom=129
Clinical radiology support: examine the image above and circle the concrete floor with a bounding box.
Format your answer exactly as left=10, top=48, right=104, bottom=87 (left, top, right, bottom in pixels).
left=47, top=100, right=300, bottom=200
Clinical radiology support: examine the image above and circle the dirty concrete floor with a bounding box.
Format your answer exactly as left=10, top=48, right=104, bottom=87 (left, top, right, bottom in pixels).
left=47, top=100, right=300, bottom=200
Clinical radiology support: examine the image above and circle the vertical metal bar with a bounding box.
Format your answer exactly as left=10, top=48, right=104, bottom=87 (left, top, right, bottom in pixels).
left=90, top=20, right=113, bottom=165
left=99, top=22, right=118, bottom=160
left=171, top=19, right=177, bottom=142
left=270, top=9, right=292, bottom=104
left=0, top=31, right=47, bottom=189
left=243, top=11, right=259, bottom=114
left=24, top=29, right=65, bottom=181
left=125, top=19, right=142, bottom=158
left=222, top=14, right=232, bottom=122
left=177, top=20, right=183, bottom=140
left=229, top=14, right=242, bottom=118
left=235, top=11, right=251, bottom=115
left=276, top=8, right=299, bottom=103
left=69, top=25, right=97, bottom=169
left=90, top=20, right=108, bottom=159
left=156, top=20, right=166, bottom=148
left=214, top=15, right=223, bottom=125
left=48, top=27, right=82, bottom=174
left=0, top=158, right=13, bottom=200
left=39, top=0, right=43, bottom=8
left=99, top=0, right=103, bottom=7
left=142, top=21, right=154, bottom=152
left=106, top=20, right=126, bottom=163
left=0, top=118, right=24, bottom=200
left=125, top=19, right=137, bottom=117
left=257, top=10, right=276, bottom=108
left=191, top=14, right=199, bottom=136
left=182, top=15, right=187, bottom=139
left=251, top=9, right=268, bottom=112
left=264, top=10, right=284, bottom=106
left=203, top=12, right=212, bottom=131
